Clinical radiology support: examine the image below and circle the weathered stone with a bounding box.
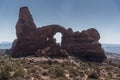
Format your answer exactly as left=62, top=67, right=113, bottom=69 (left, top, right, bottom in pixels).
left=12, top=6, right=106, bottom=62
left=62, top=28, right=106, bottom=62
left=12, top=7, right=37, bottom=57
left=87, top=28, right=100, bottom=42
left=35, top=44, right=69, bottom=58
left=16, top=7, right=36, bottom=39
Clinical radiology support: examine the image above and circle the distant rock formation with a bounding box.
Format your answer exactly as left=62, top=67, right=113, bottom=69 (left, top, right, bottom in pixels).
left=12, top=6, right=106, bottom=62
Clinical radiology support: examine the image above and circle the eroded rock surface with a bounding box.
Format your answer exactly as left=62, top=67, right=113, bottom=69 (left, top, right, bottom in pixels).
left=12, top=7, right=106, bottom=62
left=62, top=29, right=106, bottom=62
left=35, top=44, right=69, bottom=58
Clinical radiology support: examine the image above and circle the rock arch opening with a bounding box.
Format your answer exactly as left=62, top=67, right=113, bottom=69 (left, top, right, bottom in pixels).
left=53, top=32, right=62, bottom=45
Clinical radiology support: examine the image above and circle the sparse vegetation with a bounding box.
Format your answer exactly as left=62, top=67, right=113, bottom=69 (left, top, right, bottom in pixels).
left=13, top=69, right=24, bottom=78
left=0, top=69, right=11, bottom=80
left=0, top=55, right=120, bottom=80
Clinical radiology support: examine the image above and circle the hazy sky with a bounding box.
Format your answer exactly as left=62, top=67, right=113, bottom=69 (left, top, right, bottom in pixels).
left=0, top=0, right=120, bottom=44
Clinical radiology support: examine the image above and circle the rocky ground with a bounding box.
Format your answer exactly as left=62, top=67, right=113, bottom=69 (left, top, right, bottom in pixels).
left=0, top=55, right=120, bottom=80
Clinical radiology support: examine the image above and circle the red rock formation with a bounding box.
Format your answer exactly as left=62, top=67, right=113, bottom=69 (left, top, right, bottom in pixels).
left=12, top=7, right=37, bottom=57
left=16, top=7, right=36, bottom=39
left=12, top=6, right=106, bottom=62
left=12, top=7, right=68, bottom=57
left=62, top=29, right=106, bottom=62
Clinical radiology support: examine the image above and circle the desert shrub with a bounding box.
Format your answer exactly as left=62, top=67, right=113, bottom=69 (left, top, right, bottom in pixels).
left=69, top=67, right=79, bottom=77
left=19, top=59, right=26, bottom=64
left=69, top=67, right=75, bottom=73
left=0, top=63, right=13, bottom=80
left=13, top=69, right=24, bottom=78
left=61, top=61, right=70, bottom=68
left=88, top=71, right=99, bottom=79
left=80, top=62, right=89, bottom=69
left=47, top=59, right=53, bottom=65
left=42, top=71, right=48, bottom=76
left=0, top=69, right=10, bottom=80
left=49, top=66, right=64, bottom=78
left=41, top=61, right=49, bottom=69
left=106, top=66, right=113, bottom=71
left=79, top=70, right=85, bottom=77
left=4, top=64, right=13, bottom=71
left=61, top=62, right=66, bottom=67
left=55, top=67, right=64, bottom=77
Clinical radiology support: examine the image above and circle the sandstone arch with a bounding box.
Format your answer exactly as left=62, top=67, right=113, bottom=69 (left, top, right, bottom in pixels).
left=12, top=6, right=106, bottom=62
left=36, top=25, right=67, bottom=40
left=35, top=25, right=68, bottom=48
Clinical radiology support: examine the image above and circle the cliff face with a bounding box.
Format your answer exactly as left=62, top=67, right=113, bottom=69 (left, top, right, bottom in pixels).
left=12, top=6, right=106, bottom=62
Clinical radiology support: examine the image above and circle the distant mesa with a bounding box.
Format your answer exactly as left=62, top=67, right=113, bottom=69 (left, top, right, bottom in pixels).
left=11, top=6, right=106, bottom=62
